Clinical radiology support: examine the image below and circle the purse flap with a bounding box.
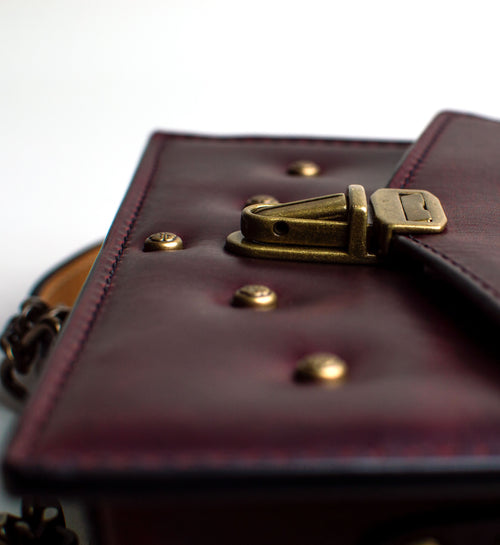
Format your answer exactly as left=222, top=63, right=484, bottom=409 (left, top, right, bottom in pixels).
left=389, top=112, right=500, bottom=325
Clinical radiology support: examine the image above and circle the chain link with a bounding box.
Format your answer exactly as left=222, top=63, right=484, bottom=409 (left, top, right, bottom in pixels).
left=1, top=301, right=77, bottom=544
left=0, top=498, right=78, bottom=545
left=0, top=244, right=103, bottom=545
left=1, top=297, right=70, bottom=401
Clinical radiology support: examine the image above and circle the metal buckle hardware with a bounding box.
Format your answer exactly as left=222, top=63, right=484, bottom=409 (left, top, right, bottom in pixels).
left=225, top=185, right=447, bottom=264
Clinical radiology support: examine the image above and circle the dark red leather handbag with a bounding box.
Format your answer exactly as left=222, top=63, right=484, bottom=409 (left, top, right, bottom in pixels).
left=2, top=111, right=499, bottom=545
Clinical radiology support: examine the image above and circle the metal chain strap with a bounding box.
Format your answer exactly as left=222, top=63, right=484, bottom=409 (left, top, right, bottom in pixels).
left=0, top=498, right=78, bottom=545
left=0, top=301, right=77, bottom=545
left=0, top=297, right=70, bottom=401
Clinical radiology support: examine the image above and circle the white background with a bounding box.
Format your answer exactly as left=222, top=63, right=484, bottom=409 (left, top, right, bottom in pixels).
left=1, top=0, right=500, bottom=514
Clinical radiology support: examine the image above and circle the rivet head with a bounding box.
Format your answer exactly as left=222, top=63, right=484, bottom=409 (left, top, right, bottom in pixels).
left=294, top=353, right=347, bottom=384
left=143, top=232, right=183, bottom=252
left=244, top=194, right=279, bottom=207
left=287, top=160, right=320, bottom=177
left=232, top=285, right=277, bottom=310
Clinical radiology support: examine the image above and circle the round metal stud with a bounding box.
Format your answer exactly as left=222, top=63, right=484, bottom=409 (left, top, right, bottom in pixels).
left=287, top=160, right=321, bottom=177
left=143, top=232, right=184, bottom=252
left=232, top=285, right=277, bottom=310
left=294, top=353, right=347, bottom=384
left=244, top=194, right=279, bottom=207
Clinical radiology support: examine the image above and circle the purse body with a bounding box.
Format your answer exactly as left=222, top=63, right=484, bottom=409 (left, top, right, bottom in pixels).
left=4, top=113, right=500, bottom=545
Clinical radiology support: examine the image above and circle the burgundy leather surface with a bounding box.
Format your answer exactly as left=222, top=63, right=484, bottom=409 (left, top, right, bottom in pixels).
left=389, top=112, right=500, bottom=324
left=97, top=499, right=500, bottom=545
left=4, top=121, right=500, bottom=499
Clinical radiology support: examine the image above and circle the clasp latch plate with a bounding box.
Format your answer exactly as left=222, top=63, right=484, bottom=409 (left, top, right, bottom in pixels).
left=370, top=188, right=448, bottom=254
left=226, top=185, right=447, bottom=264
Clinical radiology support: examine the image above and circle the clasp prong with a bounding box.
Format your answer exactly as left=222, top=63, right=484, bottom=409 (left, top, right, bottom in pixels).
left=226, top=185, right=447, bottom=264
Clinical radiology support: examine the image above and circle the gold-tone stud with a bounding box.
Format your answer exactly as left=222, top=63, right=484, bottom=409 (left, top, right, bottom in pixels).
left=143, top=232, right=184, bottom=252
left=287, top=160, right=320, bottom=177
left=294, top=353, right=347, bottom=384
left=232, top=285, right=277, bottom=310
left=244, top=194, right=279, bottom=207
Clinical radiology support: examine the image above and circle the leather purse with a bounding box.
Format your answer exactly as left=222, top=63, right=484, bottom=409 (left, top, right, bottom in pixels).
left=2, top=111, right=499, bottom=545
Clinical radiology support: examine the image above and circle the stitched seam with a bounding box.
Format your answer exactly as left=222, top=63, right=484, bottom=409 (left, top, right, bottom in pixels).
left=25, top=447, right=500, bottom=470
left=15, top=137, right=168, bottom=459
left=18, top=439, right=500, bottom=470
left=408, top=235, right=500, bottom=299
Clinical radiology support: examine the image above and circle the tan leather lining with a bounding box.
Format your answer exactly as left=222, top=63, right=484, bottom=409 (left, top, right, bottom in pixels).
left=35, top=244, right=101, bottom=308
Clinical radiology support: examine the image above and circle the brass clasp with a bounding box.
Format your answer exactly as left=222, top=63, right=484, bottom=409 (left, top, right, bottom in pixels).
left=226, top=185, right=447, bottom=264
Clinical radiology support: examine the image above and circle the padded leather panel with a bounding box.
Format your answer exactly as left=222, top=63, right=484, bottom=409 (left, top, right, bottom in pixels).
left=4, top=127, right=500, bottom=494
